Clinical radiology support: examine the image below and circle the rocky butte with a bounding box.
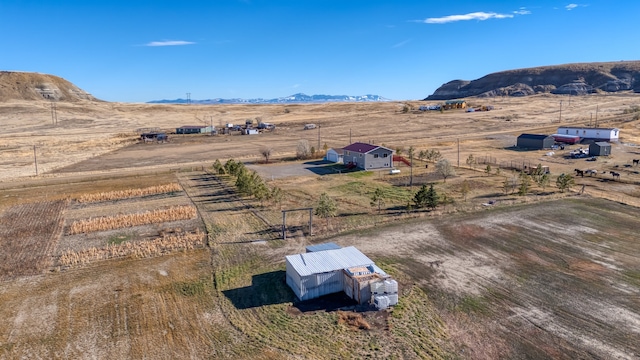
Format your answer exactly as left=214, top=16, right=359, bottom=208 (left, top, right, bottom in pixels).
left=425, top=60, right=640, bottom=100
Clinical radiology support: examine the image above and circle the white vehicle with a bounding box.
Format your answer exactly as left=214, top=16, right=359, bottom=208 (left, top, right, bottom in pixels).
left=389, top=169, right=401, bottom=175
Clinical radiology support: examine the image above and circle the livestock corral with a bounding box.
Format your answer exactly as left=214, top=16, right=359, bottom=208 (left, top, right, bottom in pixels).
left=2, top=95, right=640, bottom=358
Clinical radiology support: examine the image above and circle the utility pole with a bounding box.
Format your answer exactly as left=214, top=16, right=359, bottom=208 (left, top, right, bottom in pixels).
left=457, top=138, right=460, bottom=167
left=349, top=128, right=352, bottom=144
left=186, top=92, right=191, bottom=105
left=33, top=145, right=38, bottom=176
left=317, top=125, right=321, bottom=151
left=409, top=147, right=414, bottom=190
left=595, top=105, right=599, bottom=127
left=559, top=100, right=562, bottom=123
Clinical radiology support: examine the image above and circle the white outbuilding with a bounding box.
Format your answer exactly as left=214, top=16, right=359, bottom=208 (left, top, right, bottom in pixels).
left=285, top=246, right=387, bottom=301
left=557, top=126, right=619, bottom=142
left=325, top=148, right=344, bottom=163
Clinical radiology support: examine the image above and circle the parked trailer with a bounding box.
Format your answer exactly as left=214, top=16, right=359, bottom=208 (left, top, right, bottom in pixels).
left=552, top=134, right=581, bottom=144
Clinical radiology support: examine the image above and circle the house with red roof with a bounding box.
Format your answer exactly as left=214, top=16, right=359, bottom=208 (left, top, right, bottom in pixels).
left=342, top=142, right=394, bottom=170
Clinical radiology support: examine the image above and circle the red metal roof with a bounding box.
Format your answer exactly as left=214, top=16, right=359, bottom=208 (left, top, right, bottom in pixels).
left=342, top=142, right=381, bottom=154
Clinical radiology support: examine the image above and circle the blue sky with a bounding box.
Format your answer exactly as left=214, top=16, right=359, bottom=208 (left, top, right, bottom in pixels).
left=1, top=1, right=638, bottom=102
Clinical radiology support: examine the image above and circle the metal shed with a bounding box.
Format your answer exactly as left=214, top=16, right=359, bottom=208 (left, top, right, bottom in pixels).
left=306, top=242, right=341, bottom=253
left=285, top=246, right=385, bottom=301
left=517, top=134, right=555, bottom=149
left=589, top=141, right=611, bottom=156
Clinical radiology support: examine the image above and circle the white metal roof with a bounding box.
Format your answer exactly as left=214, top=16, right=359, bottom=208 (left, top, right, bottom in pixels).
left=286, top=246, right=379, bottom=277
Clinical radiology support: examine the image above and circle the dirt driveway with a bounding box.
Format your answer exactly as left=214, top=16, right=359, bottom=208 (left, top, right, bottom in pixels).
left=246, top=160, right=340, bottom=179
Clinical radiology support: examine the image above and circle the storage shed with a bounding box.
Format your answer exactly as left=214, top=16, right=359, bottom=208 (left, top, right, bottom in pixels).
left=306, top=242, right=341, bottom=253
left=325, top=148, right=344, bottom=163
left=517, top=134, right=555, bottom=149
left=589, top=141, right=612, bottom=156
left=285, top=246, right=386, bottom=301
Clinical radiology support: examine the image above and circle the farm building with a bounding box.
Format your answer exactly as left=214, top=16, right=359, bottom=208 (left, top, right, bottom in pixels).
left=140, top=132, right=168, bottom=143
left=557, top=127, right=619, bottom=142
left=325, top=148, right=344, bottom=163
left=306, top=242, right=341, bottom=253
left=443, top=100, right=467, bottom=109
left=517, top=134, right=555, bottom=149
left=342, top=142, right=394, bottom=170
left=589, top=142, right=612, bottom=156
left=176, top=125, right=214, bottom=134
left=242, top=129, right=259, bottom=135
left=285, top=246, right=398, bottom=308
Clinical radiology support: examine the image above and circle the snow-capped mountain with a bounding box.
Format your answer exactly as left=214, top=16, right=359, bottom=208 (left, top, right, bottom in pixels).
left=147, top=93, right=390, bottom=104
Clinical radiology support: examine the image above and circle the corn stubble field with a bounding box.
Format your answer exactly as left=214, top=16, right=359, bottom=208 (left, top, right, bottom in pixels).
left=1, top=96, right=640, bottom=358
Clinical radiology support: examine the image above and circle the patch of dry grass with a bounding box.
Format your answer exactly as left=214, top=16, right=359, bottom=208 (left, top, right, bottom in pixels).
left=66, top=205, right=197, bottom=234
left=76, top=183, right=182, bottom=202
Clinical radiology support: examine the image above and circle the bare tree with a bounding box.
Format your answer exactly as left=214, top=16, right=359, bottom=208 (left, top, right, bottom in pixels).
left=296, top=140, right=311, bottom=159
left=436, top=159, right=455, bottom=182
left=260, top=147, right=272, bottom=163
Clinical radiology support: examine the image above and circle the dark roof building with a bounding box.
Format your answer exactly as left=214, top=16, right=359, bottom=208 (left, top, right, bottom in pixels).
left=589, top=141, right=612, bottom=156
left=342, top=142, right=394, bottom=170
left=176, top=125, right=213, bottom=134
left=517, top=134, right=555, bottom=150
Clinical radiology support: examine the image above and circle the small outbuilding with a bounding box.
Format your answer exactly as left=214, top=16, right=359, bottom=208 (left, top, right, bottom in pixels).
left=325, top=148, right=344, bottom=163
left=589, top=141, right=612, bottom=156
left=285, top=246, right=391, bottom=303
left=517, top=134, right=555, bottom=150
left=306, top=242, right=341, bottom=253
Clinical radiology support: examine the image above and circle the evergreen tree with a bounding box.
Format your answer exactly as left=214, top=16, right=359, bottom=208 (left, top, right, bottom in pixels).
left=213, top=159, right=225, bottom=174
left=370, top=187, right=386, bottom=213
left=556, top=173, right=575, bottom=193
left=315, top=193, right=338, bottom=225
left=425, top=184, right=439, bottom=210
left=413, top=184, right=429, bottom=208
left=518, top=171, right=531, bottom=196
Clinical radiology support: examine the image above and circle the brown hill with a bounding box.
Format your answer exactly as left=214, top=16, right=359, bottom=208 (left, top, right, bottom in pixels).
left=425, top=60, right=640, bottom=100
left=0, top=71, right=99, bottom=102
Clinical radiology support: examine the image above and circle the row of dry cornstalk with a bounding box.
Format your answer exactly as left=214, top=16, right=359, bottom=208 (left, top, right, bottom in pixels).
left=67, top=205, right=197, bottom=234
left=58, top=231, right=205, bottom=266
left=76, top=183, right=183, bottom=203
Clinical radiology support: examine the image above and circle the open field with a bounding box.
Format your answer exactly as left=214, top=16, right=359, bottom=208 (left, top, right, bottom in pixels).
left=1, top=182, right=639, bottom=358
left=2, top=93, right=640, bottom=182
left=1, top=94, right=640, bottom=358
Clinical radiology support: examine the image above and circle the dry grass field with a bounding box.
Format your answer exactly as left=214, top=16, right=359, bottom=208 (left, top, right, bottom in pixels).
left=1, top=94, right=640, bottom=359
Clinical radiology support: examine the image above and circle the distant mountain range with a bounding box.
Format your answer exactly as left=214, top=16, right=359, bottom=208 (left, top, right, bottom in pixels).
left=147, top=93, right=390, bottom=104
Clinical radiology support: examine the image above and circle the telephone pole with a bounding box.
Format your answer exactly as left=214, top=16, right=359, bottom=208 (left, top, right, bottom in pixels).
left=186, top=92, right=191, bottom=105
left=559, top=100, right=563, bottom=123
left=457, top=138, right=460, bottom=167
left=33, top=145, right=38, bottom=176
